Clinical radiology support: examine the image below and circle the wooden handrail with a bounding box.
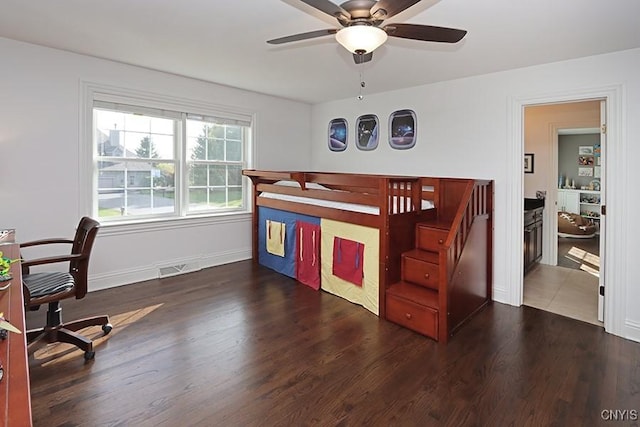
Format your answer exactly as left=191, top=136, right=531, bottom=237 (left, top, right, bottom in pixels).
left=442, top=181, right=492, bottom=280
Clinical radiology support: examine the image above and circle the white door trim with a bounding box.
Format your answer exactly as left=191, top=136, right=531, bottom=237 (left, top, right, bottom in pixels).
left=507, top=84, right=626, bottom=338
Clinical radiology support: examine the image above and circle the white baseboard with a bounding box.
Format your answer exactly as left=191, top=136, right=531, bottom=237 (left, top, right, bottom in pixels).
left=491, top=285, right=512, bottom=306
left=624, top=319, right=640, bottom=343
left=88, top=248, right=252, bottom=292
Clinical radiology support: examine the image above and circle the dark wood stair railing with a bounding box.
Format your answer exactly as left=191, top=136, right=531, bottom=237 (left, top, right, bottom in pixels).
left=385, top=179, right=493, bottom=343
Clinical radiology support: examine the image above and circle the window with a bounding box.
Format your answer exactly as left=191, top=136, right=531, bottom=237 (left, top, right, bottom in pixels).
left=93, top=100, right=251, bottom=223
left=185, top=115, right=245, bottom=213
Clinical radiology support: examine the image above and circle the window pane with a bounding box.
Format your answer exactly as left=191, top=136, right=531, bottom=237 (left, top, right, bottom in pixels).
left=129, top=170, right=152, bottom=188
left=98, top=164, right=125, bottom=189
left=96, top=129, right=124, bottom=157
left=226, top=126, right=241, bottom=140
left=208, top=139, right=224, bottom=161
left=187, top=135, right=207, bottom=161
left=209, top=165, right=226, bottom=186
left=228, top=165, right=242, bottom=186
left=211, top=124, right=225, bottom=139
left=98, top=189, right=124, bottom=217
left=228, top=188, right=243, bottom=207
left=152, top=162, right=175, bottom=188
left=153, top=135, right=174, bottom=159
left=151, top=188, right=176, bottom=212
left=186, top=122, right=209, bottom=139
left=188, top=188, right=208, bottom=211
left=123, top=132, right=150, bottom=156
left=189, top=164, right=208, bottom=186
left=209, top=188, right=226, bottom=206
left=186, top=122, right=209, bottom=160
left=226, top=140, right=242, bottom=161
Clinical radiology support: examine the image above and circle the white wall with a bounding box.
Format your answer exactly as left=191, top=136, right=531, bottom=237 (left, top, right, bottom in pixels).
left=524, top=101, right=600, bottom=199
left=310, top=48, right=640, bottom=342
left=0, top=37, right=312, bottom=289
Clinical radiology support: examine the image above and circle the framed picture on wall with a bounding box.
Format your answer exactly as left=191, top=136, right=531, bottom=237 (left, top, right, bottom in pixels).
left=579, top=146, right=594, bottom=155
left=579, top=155, right=595, bottom=166
left=356, top=114, right=379, bottom=151
left=328, top=118, right=348, bottom=152
left=579, top=167, right=593, bottom=177
left=524, top=153, right=534, bottom=173
left=389, top=109, right=416, bottom=150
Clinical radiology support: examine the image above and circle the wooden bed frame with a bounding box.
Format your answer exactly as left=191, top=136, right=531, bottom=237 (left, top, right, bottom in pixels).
left=243, top=169, right=493, bottom=343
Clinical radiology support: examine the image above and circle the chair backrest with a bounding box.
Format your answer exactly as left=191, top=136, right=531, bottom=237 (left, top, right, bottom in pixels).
left=71, top=216, right=100, bottom=299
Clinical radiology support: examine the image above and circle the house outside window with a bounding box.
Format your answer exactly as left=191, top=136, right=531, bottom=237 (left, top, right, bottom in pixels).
left=93, top=99, right=252, bottom=223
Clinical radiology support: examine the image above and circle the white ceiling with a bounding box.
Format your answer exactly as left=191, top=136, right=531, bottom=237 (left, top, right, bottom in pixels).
left=1, top=0, right=639, bottom=104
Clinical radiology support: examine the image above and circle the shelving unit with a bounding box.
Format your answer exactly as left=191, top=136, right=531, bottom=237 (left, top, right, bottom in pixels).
left=579, top=191, right=601, bottom=219
left=557, top=189, right=580, bottom=213
left=557, top=189, right=601, bottom=234
left=558, top=189, right=600, bottom=215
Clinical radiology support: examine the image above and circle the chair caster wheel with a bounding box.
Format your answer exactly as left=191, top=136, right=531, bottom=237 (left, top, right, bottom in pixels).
left=102, top=323, right=113, bottom=335
left=84, top=351, right=95, bottom=360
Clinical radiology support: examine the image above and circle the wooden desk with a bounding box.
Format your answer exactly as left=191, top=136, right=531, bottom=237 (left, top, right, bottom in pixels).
left=0, top=243, right=33, bottom=426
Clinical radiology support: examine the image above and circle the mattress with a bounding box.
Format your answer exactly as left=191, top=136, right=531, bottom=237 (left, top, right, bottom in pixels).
left=259, top=181, right=434, bottom=214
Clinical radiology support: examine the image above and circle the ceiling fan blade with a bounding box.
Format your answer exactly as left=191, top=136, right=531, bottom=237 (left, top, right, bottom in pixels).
left=353, top=52, right=373, bottom=64
left=370, top=0, right=422, bottom=20
left=298, top=0, right=351, bottom=21
left=267, top=29, right=338, bottom=45
left=384, top=23, right=467, bottom=43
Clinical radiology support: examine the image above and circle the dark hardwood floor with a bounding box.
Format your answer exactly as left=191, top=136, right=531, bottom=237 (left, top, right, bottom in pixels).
left=27, top=260, right=639, bottom=427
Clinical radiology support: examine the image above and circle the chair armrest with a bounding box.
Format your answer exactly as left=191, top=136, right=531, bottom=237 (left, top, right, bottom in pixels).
left=21, top=253, right=84, bottom=269
left=20, top=238, right=74, bottom=248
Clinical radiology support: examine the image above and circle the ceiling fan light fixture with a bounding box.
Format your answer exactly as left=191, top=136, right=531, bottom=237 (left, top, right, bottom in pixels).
left=335, top=25, right=388, bottom=54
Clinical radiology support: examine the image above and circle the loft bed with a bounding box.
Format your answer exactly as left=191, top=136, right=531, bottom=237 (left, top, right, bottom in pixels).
left=243, top=169, right=493, bottom=343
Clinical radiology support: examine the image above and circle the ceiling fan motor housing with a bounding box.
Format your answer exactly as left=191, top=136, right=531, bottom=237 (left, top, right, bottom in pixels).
left=339, top=0, right=381, bottom=22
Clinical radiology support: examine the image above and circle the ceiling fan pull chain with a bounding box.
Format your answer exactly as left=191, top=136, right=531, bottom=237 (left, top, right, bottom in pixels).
left=358, top=63, right=365, bottom=100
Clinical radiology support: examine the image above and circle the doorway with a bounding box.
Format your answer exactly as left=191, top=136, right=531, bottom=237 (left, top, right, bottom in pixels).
left=522, top=101, right=604, bottom=326
left=556, top=130, right=601, bottom=274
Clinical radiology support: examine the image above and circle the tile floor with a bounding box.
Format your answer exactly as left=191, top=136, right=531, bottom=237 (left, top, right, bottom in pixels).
left=524, top=233, right=602, bottom=326
left=524, top=264, right=601, bottom=326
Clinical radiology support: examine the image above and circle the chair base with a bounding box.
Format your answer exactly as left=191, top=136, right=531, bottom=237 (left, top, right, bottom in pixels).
left=27, top=315, right=112, bottom=360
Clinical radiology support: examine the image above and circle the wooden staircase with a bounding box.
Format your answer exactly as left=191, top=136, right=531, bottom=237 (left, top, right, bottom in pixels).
left=385, top=181, right=493, bottom=343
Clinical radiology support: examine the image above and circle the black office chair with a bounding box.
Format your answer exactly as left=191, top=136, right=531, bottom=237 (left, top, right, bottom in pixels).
left=20, top=217, right=112, bottom=360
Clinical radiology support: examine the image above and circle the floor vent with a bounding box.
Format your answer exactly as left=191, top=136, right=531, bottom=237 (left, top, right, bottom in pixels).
left=158, top=261, right=200, bottom=278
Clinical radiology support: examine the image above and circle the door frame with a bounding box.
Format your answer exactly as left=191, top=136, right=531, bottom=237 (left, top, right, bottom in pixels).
left=506, top=84, right=626, bottom=337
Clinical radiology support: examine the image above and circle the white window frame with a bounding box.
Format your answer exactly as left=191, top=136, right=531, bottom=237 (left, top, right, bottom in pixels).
left=80, top=82, right=255, bottom=232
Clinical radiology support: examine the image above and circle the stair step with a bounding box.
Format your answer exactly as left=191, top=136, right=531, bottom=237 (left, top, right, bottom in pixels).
left=403, top=248, right=438, bottom=263
left=387, top=281, right=439, bottom=309
left=401, top=249, right=439, bottom=290
left=416, top=223, right=449, bottom=252
left=417, top=218, right=452, bottom=231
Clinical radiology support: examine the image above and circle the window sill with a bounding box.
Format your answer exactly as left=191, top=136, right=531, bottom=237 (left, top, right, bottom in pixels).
left=96, top=211, right=252, bottom=237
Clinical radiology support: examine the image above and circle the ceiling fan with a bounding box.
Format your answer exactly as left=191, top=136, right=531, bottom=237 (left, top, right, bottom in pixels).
left=267, top=0, right=467, bottom=64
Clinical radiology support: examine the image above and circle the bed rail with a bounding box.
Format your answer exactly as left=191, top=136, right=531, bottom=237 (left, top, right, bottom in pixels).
left=244, top=170, right=438, bottom=218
